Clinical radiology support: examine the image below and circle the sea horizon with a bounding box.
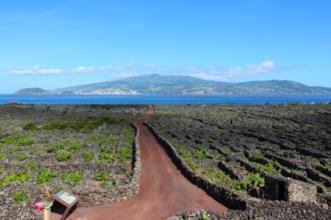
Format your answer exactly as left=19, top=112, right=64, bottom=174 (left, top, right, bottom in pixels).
left=1, top=94, right=331, bottom=105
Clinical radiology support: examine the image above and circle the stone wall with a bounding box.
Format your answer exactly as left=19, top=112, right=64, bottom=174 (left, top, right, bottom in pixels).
left=145, top=123, right=246, bottom=210
left=168, top=201, right=330, bottom=220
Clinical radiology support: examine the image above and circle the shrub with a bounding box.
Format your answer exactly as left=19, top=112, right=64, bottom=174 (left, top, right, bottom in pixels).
left=12, top=190, right=29, bottom=204
left=17, top=154, right=29, bottom=161
left=56, top=151, right=72, bottom=161
left=37, top=169, right=56, bottom=184
left=67, top=143, right=83, bottom=153
left=17, top=136, right=34, bottom=146
left=23, top=122, right=38, bottom=131
left=194, top=149, right=209, bottom=160
left=118, top=146, right=132, bottom=162
left=0, top=172, right=32, bottom=186
left=0, top=135, right=33, bottom=146
left=0, top=151, right=6, bottom=159
left=27, top=160, right=37, bottom=169
left=47, top=143, right=65, bottom=153
left=94, top=171, right=109, bottom=183
left=251, top=161, right=279, bottom=174
left=29, top=145, right=45, bottom=154
left=98, top=148, right=115, bottom=163
left=83, top=150, right=94, bottom=162
left=62, top=171, right=82, bottom=185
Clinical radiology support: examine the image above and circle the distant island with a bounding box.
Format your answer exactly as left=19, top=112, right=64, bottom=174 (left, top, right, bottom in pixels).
left=15, top=74, right=331, bottom=95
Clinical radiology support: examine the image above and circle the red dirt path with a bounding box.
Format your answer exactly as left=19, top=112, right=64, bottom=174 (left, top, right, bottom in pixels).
left=54, top=105, right=227, bottom=220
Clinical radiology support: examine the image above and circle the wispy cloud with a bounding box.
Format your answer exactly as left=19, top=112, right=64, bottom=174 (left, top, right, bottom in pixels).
left=9, top=61, right=279, bottom=81
left=176, top=61, right=277, bottom=81
left=10, top=64, right=135, bottom=75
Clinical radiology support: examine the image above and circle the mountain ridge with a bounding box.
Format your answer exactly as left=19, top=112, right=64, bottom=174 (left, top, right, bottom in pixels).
left=15, top=74, right=331, bottom=95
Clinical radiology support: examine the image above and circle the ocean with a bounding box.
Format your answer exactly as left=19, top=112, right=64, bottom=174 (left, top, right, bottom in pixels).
left=0, top=94, right=331, bottom=105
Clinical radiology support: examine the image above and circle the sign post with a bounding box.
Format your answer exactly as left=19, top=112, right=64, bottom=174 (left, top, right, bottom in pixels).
left=52, top=190, right=79, bottom=220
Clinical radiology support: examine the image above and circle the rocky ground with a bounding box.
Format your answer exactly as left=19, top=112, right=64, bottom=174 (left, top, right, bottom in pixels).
left=0, top=104, right=145, bottom=219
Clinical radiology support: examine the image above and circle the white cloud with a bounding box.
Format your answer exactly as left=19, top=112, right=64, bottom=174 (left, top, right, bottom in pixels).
left=176, top=61, right=277, bottom=81
left=9, top=64, right=137, bottom=75
left=9, top=61, right=279, bottom=81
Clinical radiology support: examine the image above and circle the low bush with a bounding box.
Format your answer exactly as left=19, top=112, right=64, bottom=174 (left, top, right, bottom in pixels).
left=23, top=122, right=38, bottom=131
left=94, top=171, right=109, bottom=183
left=16, top=154, right=29, bottom=161
left=27, top=160, right=37, bottom=169
left=37, top=169, right=56, bottom=184
left=62, top=171, right=82, bottom=185
left=12, top=190, right=29, bottom=204
left=118, top=146, right=132, bottom=162
left=98, top=148, right=116, bottom=163
left=56, top=151, right=73, bottom=161
left=47, top=143, right=65, bottom=153
left=83, top=150, right=94, bottom=162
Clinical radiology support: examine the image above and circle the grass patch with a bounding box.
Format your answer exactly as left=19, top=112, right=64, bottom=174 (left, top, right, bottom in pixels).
left=23, top=122, right=38, bottom=131
left=16, top=154, right=29, bottom=161
left=62, top=171, right=82, bottom=185
left=118, top=146, right=132, bottom=162
left=194, top=149, right=209, bottom=160
left=56, top=151, right=73, bottom=161
left=98, top=148, right=116, bottom=163
left=37, top=169, right=56, bottom=184
left=0, top=172, right=33, bottom=186
left=43, top=116, right=127, bottom=131
left=47, top=143, right=65, bottom=153
left=83, top=150, right=94, bottom=162
left=94, top=171, right=109, bottom=183
left=27, top=160, right=37, bottom=169
left=12, top=190, right=29, bottom=204
left=0, top=135, right=33, bottom=147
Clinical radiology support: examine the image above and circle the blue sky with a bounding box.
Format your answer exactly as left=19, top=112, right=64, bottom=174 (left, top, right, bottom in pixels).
left=0, top=0, right=330, bottom=93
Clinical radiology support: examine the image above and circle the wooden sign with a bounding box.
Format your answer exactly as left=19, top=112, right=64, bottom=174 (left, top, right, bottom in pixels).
left=53, top=190, right=79, bottom=220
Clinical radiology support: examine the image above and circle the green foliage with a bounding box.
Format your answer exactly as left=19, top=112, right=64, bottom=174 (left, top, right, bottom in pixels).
left=43, top=116, right=127, bottom=131
left=56, top=151, right=73, bottom=161
left=325, top=162, right=331, bottom=170
left=83, top=150, right=94, bottom=162
left=27, top=160, right=37, bottom=169
left=0, top=151, right=6, bottom=159
left=176, top=147, right=199, bottom=170
left=47, top=143, right=65, bottom=153
left=0, top=135, right=33, bottom=146
left=0, top=172, right=32, bottom=186
left=28, top=145, right=45, bottom=154
left=17, top=136, right=34, bottom=146
left=67, top=143, right=83, bottom=153
left=200, top=213, right=210, bottom=220
left=98, top=148, right=116, bottom=163
left=37, top=169, right=56, bottom=184
left=8, top=146, right=22, bottom=153
left=62, top=171, right=82, bottom=185
left=111, top=174, right=117, bottom=185
left=17, top=154, right=29, bottom=161
left=197, top=167, right=233, bottom=185
left=12, top=190, right=29, bottom=204
left=94, top=171, right=109, bottom=183
left=194, top=149, right=209, bottom=160
left=23, top=122, right=38, bottom=131
left=233, top=173, right=265, bottom=191
left=123, top=128, right=134, bottom=143
left=118, top=146, right=132, bottom=162
left=251, top=160, right=279, bottom=174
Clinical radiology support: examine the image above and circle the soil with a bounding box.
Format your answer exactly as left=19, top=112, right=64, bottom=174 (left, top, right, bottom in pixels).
left=53, top=105, right=227, bottom=219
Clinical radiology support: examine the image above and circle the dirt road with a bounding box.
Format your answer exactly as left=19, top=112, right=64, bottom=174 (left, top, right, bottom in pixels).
left=54, top=105, right=227, bottom=220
